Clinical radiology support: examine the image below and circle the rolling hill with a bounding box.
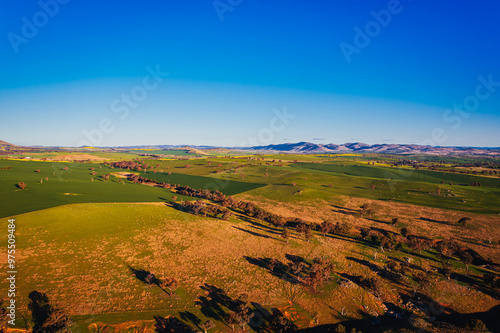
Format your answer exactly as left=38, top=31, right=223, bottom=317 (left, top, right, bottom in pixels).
left=245, top=142, right=500, bottom=156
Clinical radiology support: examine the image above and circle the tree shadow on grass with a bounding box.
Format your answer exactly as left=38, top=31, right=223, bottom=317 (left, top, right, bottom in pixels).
left=232, top=226, right=275, bottom=239
left=330, top=204, right=359, bottom=216
left=195, top=283, right=248, bottom=329
left=128, top=266, right=178, bottom=296
left=247, top=223, right=282, bottom=236
left=419, top=217, right=450, bottom=225
left=346, top=256, right=380, bottom=273
left=154, top=315, right=196, bottom=333
left=129, top=266, right=154, bottom=284
left=363, top=217, right=390, bottom=224
left=178, top=311, right=202, bottom=331
left=296, top=302, right=415, bottom=332
left=244, top=256, right=302, bottom=285
left=451, top=272, right=500, bottom=300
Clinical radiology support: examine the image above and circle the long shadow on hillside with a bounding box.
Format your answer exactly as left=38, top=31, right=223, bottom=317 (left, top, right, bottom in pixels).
left=346, top=256, right=380, bottom=273
left=438, top=304, right=500, bottom=332
left=233, top=226, right=275, bottom=240
left=451, top=272, right=500, bottom=300
left=363, top=217, right=391, bottom=224
left=154, top=315, right=196, bottom=333
left=193, top=283, right=289, bottom=332
left=128, top=266, right=170, bottom=295
left=301, top=295, right=498, bottom=332
left=326, top=233, right=379, bottom=249
left=406, top=293, right=500, bottom=331
left=129, top=267, right=156, bottom=284
left=248, top=223, right=283, bottom=237
left=368, top=226, right=399, bottom=236
left=343, top=257, right=412, bottom=289
left=178, top=311, right=202, bottom=331
left=419, top=217, right=450, bottom=225
left=195, top=283, right=258, bottom=329
left=244, top=256, right=303, bottom=284
left=296, top=302, right=414, bottom=333
left=330, top=204, right=359, bottom=216
left=235, top=213, right=282, bottom=234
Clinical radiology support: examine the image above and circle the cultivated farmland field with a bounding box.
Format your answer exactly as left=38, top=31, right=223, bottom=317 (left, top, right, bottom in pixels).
left=0, top=152, right=499, bottom=332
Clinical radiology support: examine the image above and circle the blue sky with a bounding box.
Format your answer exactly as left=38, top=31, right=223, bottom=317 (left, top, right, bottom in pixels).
left=0, top=0, right=499, bottom=147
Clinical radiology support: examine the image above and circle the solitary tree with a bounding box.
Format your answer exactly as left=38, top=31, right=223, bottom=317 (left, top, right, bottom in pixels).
left=145, top=273, right=157, bottom=286
left=440, top=257, right=453, bottom=280
left=320, top=221, right=333, bottom=236
left=401, top=227, right=410, bottom=238
left=222, top=210, right=232, bottom=221
left=281, top=227, right=290, bottom=243
left=457, top=217, right=471, bottom=227
left=17, top=181, right=27, bottom=190
left=161, top=277, right=179, bottom=295
left=227, top=311, right=239, bottom=331
left=460, top=252, right=473, bottom=272
left=201, top=320, right=215, bottom=333
left=304, top=225, right=313, bottom=242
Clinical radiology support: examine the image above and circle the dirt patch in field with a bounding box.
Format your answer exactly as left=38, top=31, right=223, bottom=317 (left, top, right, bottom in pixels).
left=48, top=154, right=108, bottom=161
left=112, top=172, right=138, bottom=179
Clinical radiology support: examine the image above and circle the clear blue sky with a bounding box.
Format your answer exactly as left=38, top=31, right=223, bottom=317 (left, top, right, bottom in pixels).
left=0, top=0, right=499, bottom=147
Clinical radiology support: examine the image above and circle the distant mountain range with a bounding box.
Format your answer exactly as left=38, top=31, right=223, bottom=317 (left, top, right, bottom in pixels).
left=2, top=139, right=500, bottom=156
left=241, top=142, right=500, bottom=156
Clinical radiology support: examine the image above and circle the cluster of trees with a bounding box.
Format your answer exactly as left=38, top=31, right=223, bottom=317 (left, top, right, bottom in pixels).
left=179, top=200, right=231, bottom=220
left=0, top=166, right=12, bottom=170
left=354, top=223, right=483, bottom=280
left=106, top=160, right=160, bottom=173
left=388, top=158, right=500, bottom=176
left=264, top=255, right=336, bottom=292
left=302, top=257, right=336, bottom=290
left=126, top=174, right=173, bottom=187
left=176, top=186, right=226, bottom=201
